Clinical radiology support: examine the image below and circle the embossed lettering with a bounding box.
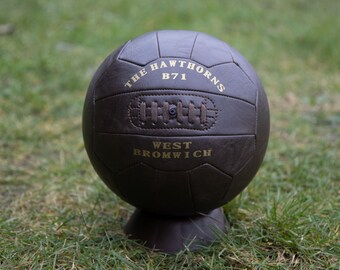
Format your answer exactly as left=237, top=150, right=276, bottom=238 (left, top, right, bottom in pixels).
left=203, top=70, right=212, bottom=79
left=162, top=152, right=171, bottom=158
left=139, top=68, right=147, bottom=77
left=152, top=141, right=162, bottom=149
left=196, top=65, right=204, bottom=73
left=211, top=76, right=219, bottom=85
left=162, top=142, right=171, bottom=150
left=124, top=60, right=225, bottom=92
left=183, top=142, right=192, bottom=149
left=131, top=73, right=140, bottom=83
left=217, top=83, right=225, bottom=92
left=133, top=148, right=141, bottom=156
left=173, top=152, right=181, bottom=158
left=162, top=73, right=170, bottom=80
left=160, top=61, right=168, bottom=68
left=150, top=63, right=159, bottom=71
left=173, top=142, right=181, bottom=149
left=152, top=151, right=161, bottom=158
left=125, top=81, right=133, bottom=88
left=142, top=150, right=150, bottom=157
left=169, top=60, right=177, bottom=67
left=193, top=150, right=202, bottom=157
left=133, top=144, right=212, bottom=159
left=203, top=149, right=212, bottom=157
left=178, top=60, right=187, bottom=67
left=187, top=62, right=195, bottom=70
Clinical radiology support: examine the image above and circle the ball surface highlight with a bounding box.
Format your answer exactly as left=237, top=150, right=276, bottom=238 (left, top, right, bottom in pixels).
left=83, top=30, right=270, bottom=216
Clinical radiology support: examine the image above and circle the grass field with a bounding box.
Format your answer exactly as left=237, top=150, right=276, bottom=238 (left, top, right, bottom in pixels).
left=0, top=0, right=339, bottom=269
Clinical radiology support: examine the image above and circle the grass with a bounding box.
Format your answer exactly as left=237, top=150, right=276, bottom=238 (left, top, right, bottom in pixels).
left=0, top=0, right=339, bottom=269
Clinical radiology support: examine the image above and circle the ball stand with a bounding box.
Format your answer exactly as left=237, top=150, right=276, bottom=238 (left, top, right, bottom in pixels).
left=124, top=208, right=228, bottom=253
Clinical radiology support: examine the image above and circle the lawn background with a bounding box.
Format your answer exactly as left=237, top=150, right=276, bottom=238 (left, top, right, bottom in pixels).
left=0, top=0, right=339, bottom=269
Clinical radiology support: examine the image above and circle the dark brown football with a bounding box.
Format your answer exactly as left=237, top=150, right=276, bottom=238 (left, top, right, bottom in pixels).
left=83, top=30, right=270, bottom=216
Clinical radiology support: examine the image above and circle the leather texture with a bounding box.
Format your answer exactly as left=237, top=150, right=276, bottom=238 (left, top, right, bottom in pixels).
left=83, top=30, right=270, bottom=216
left=124, top=208, right=227, bottom=253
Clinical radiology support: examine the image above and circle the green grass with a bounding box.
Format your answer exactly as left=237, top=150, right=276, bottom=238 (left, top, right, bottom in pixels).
left=0, top=0, right=339, bottom=269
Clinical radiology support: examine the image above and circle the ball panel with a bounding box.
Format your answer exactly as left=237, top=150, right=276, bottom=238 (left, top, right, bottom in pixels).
left=191, top=32, right=233, bottom=67
left=93, top=134, right=255, bottom=176
left=154, top=169, right=194, bottom=215
left=157, top=30, right=197, bottom=58
left=189, top=164, right=232, bottom=213
left=83, top=61, right=126, bottom=198
left=255, top=84, right=270, bottom=151
left=210, top=64, right=257, bottom=104
left=93, top=57, right=259, bottom=106
left=115, top=162, right=157, bottom=210
left=228, top=45, right=259, bottom=87
left=82, top=30, right=270, bottom=215
left=94, top=90, right=256, bottom=136
left=128, top=93, right=217, bottom=131
left=119, top=32, right=159, bottom=65
left=94, top=59, right=140, bottom=101
left=115, top=162, right=234, bottom=215
left=222, top=155, right=258, bottom=203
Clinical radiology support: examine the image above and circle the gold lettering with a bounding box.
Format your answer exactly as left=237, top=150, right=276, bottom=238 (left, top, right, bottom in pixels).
left=203, top=149, right=212, bottom=157
left=125, top=60, right=226, bottom=93
left=152, top=151, right=161, bottom=158
left=162, top=142, right=171, bottom=150
left=150, top=63, right=159, bottom=71
left=217, top=83, right=225, bottom=92
left=160, top=61, right=168, bottom=68
left=162, top=73, right=170, bottom=80
left=131, top=74, right=140, bottom=83
left=172, top=142, right=181, bottom=150
left=162, top=152, right=171, bottom=158
left=139, top=68, right=147, bottom=77
left=193, top=150, right=202, bottom=157
left=133, top=145, right=213, bottom=159
left=187, top=62, right=195, bottom=70
left=152, top=141, right=162, bottom=149
left=169, top=60, right=177, bottom=67
left=133, top=148, right=141, bottom=156
left=178, top=60, right=187, bottom=67
left=203, top=70, right=212, bottom=79
left=211, top=76, right=219, bottom=85
left=125, top=81, right=132, bottom=88
left=183, top=141, right=192, bottom=149
left=173, top=152, right=181, bottom=158
left=196, top=66, right=204, bottom=73
left=142, top=150, right=150, bottom=157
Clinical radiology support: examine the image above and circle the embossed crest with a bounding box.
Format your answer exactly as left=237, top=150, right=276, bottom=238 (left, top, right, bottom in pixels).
left=128, top=94, right=217, bottom=130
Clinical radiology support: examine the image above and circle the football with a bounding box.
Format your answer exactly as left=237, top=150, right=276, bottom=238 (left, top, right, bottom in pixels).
left=83, top=30, right=270, bottom=216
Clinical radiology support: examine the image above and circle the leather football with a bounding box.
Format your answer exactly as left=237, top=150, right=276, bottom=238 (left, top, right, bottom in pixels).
left=83, top=30, right=270, bottom=216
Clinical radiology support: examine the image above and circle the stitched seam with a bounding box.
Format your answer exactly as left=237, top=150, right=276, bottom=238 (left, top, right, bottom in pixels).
left=96, top=88, right=255, bottom=106
left=96, top=132, right=255, bottom=137
left=129, top=113, right=217, bottom=118
left=233, top=62, right=256, bottom=87
left=156, top=31, right=161, bottom=58
left=128, top=93, right=218, bottom=131
left=117, top=56, right=234, bottom=67
left=189, top=32, right=199, bottom=59
left=129, top=107, right=217, bottom=111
